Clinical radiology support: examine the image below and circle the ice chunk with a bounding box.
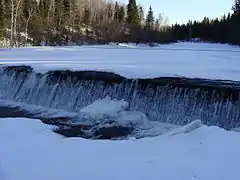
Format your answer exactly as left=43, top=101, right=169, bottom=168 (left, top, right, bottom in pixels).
left=80, top=97, right=129, bottom=117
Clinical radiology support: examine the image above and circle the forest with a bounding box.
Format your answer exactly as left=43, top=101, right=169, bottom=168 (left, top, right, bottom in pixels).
left=0, top=0, right=240, bottom=47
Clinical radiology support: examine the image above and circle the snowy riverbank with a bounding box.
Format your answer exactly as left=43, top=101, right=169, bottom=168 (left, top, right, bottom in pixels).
left=0, top=117, right=240, bottom=180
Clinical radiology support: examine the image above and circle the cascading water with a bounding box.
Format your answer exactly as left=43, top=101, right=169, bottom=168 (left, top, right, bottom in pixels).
left=0, top=65, right=239, bottom=130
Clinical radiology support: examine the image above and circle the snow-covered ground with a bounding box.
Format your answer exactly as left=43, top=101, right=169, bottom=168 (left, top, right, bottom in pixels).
left=0, top=42, right=240, bottom=180
left=0, top=117, right=240, bottom=180
left=0, top=42, right=240, bottom=81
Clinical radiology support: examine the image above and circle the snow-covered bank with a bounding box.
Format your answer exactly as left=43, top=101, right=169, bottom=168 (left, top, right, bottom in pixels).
left=0, top=42, right=240, bottom=81
left=0, top=117, right=240, bottom=180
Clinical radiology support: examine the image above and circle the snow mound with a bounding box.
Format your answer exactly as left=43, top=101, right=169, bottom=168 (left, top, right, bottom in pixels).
left=78, top=97, right=179, bottom=137
left=79, top=97, right=149, bottom=127
left=80, top=97, right=129, bottom=116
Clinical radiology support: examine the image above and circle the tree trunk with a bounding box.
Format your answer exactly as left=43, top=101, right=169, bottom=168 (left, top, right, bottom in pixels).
left=10, top=0, right=14, bottom=47
left=13, top=0, right=22, bottom=47
left=25, top=11, right=32, bottom=45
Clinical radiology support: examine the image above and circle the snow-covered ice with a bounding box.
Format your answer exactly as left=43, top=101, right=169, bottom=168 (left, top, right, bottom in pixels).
left=79, top=97, right=178, bottom=137
left=0, top=98, right=179, bottom=138
left=0, top=42, right=240, bottom=81
left=80, top=96, right=129, bottom=116
left=0, top=117, right=240, bottom=180
left=79, top=97, right=147, bottom=127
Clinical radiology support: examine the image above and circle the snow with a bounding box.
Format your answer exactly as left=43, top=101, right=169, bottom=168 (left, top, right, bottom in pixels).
left=0, top=98, right=178, bottom=138
left=1, top=117, right=240, bottom=180
left=80, top=96, right=129, bottom=116
left=0, top=42, right=239, bottom=180
left=0, top=42, right=240, bottom=81
left=73, top=97, right=179, bottom=137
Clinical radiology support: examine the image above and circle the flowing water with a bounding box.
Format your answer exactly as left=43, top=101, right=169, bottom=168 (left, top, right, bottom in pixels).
left=0, top=65, right=239, bottom=130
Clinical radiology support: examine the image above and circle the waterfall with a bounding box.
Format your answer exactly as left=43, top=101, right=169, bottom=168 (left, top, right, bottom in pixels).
left=0, top=65, right=239, bottom=129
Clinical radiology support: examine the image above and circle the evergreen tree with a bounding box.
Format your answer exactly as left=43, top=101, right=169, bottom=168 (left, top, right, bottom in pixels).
left=229, top=0, right=240, bottom=44
left=232, top=0, right=240, bottom=13
left=229, top=13, right=240, bottom=44
left=127, top=0, right=140, bottom=27
left=227, top=13, right=231, bottom=21
left=1, top=0, right=239, bottom=46
left=145, top=6, right=154, bottom=30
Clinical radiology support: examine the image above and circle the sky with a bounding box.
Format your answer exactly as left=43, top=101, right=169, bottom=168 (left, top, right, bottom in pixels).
left=119, top=0, right=234, bottom=24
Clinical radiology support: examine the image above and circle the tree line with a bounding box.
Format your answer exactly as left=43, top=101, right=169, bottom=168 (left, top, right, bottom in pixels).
left=172, top=0, right=240, bottom=45
left=0, top=0, right=170, bottom=47
left=0, top=0, right=239, bottom=47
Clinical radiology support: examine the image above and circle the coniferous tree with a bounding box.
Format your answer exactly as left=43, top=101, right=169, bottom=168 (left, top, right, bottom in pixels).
left=229, top=0, right=240, bottom=44
left=145, top=6, right=154, bottom=30
left=232, top=0, right=240, bottom=13
left=1, top=0, right=239, bottom=46
left=126, top=0, right=140, bottom=27
left=144, top=5, right=155, bottom=42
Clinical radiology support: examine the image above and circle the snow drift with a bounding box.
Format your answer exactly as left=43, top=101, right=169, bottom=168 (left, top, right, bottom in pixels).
left=0, top=117, right=240, bottom=180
